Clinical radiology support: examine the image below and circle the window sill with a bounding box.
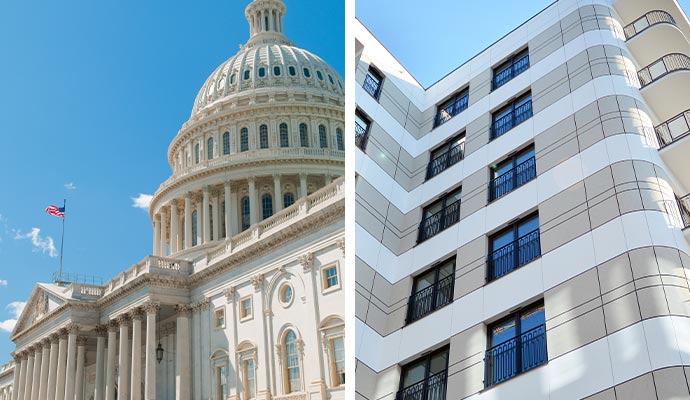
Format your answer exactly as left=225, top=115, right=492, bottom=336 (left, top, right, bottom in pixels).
left=322, top=284, right=341, bottom=295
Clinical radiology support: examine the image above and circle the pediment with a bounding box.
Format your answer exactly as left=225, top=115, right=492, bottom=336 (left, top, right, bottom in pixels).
left=11, top=284, right=68, bottom=337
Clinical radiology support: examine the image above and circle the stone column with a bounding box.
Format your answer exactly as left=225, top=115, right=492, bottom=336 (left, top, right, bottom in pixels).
left=22, top=352, right=33, bottom=400
left=54, top=332, right=68, bottom=400
left=184, top=193, right=192, bottom=249
left=118, top=315, right=131, bottom=400
left=46, top=336, right=58, bottom=400
left=38, top=341, right=50, bottom=400
left=224, top=183, right=232, bottom=238
left=174, top=305, right=192, bottom=400
left=252, top=274, right=271, bottom=400
left=248, top=177, right=258, bottom=225
left=230, top=191, right=239, bottom=235
left=75, top=337, right=86, bottom=400
left=160, top=207, right=168, bottom=257
left=30, top=348, right=41, bottom=400
left=144, top=303, right=159, bottom=400
left=64, top=326, right=78, bottom=400
left=202, top=187, right=211, bottom=244
left=105, top=322, right=118, bottom=400
left=153, top=217, right=160, bottom=257
left=130, top=309, right=143, bottom=400
left=212, top=196, right=220, bottom=241
left=299, top=174, right=308, bottom=198
left=94, top=326, right=107, bottom=400
left=15, top=355, right=25, bottom=400
left=11, top=356, right=20, bottom=400
left=273, top=174, right=282, bottom=212
left=170, top=201, right=179, bottom=254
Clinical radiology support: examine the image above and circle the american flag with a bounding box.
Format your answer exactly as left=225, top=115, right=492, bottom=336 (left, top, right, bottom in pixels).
left=45, top=205, right=65, bottom=218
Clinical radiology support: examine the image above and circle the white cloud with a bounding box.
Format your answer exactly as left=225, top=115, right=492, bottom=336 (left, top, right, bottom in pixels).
left=14, top=228, right=58, bottom=257
left=131, top=194, right=153, bottom=210
left=0, top=280, right=7, bottom=287
left=0, top=301, right=26, bottom=333
left=64, top=182, right=77, bottom=190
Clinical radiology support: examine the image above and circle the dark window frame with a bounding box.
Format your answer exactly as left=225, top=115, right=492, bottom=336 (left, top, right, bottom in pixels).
left=397, top=347, right=449, bottom=400
left=406, top=258, right=456, bottom=324
left=492, top=48, right=530, bottom=90
left=363, top=66, right=384, bottom=100
left=434, top=88, right=469, bottom=128
left=487, top=212, right=541, bottom=281
left=418, top=187, right=462, bottom=243
left=490, top=92, right=533, bottom=140
left=426, top=134, right=466, bottom=180
left=355, top=109, right=371, bottom=151
left=488, top=145, right=537, bottom=202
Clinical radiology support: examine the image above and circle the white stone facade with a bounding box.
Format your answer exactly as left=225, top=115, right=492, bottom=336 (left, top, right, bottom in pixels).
left=8, top=1, right=344, bottom=400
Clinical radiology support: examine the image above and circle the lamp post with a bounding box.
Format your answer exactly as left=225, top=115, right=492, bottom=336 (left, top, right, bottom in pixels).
left=156, top=308, right=164, bottom=364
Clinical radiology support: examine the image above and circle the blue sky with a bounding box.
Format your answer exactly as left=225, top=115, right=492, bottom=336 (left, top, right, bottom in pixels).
left=0, top=0, right=343, bottom=359
left=357, top=0, right=690, bottom=88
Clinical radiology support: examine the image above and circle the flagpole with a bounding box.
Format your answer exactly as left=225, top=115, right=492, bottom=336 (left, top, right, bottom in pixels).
left=59, top=199, right=66, bottom=283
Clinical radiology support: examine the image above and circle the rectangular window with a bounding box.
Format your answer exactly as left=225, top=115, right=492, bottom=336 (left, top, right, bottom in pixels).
left=418, top=187, right=462, bottom=242
left=322, top=265, right=340, bottom=291
left=488, top=145, right=536, bottom=201
left=355, top=109, right=371, bottom=151
left=488, top=213, right=541, bottom=281
left=434, top=89, right=469, bottom=128
left=492, top=48, right=530, bottom=90
left=214, top=307, right=225, bottom=329
left=426, top=134, right=465, bottom=180
left=244, top=359, right=256, bottom=399
left=216, top=366, right=227, bottom=400
left=398, top=347, right=449, bottom=400
left=331, top=337, right=345, bottom=386
left=407, top=258, right=455, bottom=323
left=485, top=301, right=547, bottom=387
left=363, top=66, right=384, bottom=100
left=240, top=296, right=253, bottom=320
left=490, top=92, right=532, bottom=140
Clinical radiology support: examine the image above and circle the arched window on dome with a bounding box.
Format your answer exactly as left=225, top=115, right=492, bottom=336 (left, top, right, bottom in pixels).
left=259, top=125, right=269, bottom=149
left=283, top=330, right=301, bottom=393
left=328, top=75, right=335, bottom=85
left=299, top=124, right=309, bottom=148
left=289, top=66, right=296, bottom=76
left=241, top=196, right=250, bottom=231
left=223, top=132, right=230, bottom=155
left=261, top=194, right=273, bottom=219
left=240, top=128, right=249, bottom=152
left=274, top=66, right=281, bottom=76
left=192, top=210, right=198, bottom=246
left=283, top=193, right=295, bottom=208
left=279, top=123, right=289, bottom=147
left=207, top=137, right=214, bottom=160
left=195, top=143, right=200, bottom=164
left=258, top=67, right=266, bottom=78
left=319, top=125, right=328, bottom=149
left=303, top=68, right=311, bottom=78
left=336, top=128, right=344, bottom=151
left=230, top=74, right=237, bottom=84
left=244, top=70, right=251, bottom=80
left=316, top=70, right=324, bottom=80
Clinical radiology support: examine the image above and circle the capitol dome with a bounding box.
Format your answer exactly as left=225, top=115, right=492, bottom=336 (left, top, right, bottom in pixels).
left=149, top=0, right=345, bottom=261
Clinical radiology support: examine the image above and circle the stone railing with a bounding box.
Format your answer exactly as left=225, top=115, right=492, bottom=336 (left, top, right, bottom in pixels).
left=206, top=177, right=344, bottom=264
left=272, top=393, right=307, bottom=400
left=93, top=256, right=192, bottom=298
left=71, top=283, right=104, bottom=300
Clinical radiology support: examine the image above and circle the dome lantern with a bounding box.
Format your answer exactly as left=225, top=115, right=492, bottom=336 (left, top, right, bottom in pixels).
left=244, top=0, right=291, bottom=47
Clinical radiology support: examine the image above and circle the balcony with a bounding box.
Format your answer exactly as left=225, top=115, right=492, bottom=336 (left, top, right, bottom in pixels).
left=484, top=324, right=547, bottom=388
left=355, top=120, right=369, bottom=151
left=406, top=273, right=454, bottom=323
left=655, top=109, right=690, bottom=148
left=434, top=92, right=469, bottom=128
left=679, top=195, right=690, bottom=229
left=418, top=199, right=461, bottom=242
left=490, top=98, right=532, bottom=140
left=624, top=10, right=675, bottom=40
left=363, top=72, right=382, bottom=100
left=638, top=53, right=690, bottom=88
left=652, top=110, right=690, bottom=190
left=487, top=229, right=541, bottom=281
left=426, top=141, right=465, bottom=180
left=492, top=52, right=530, bottom=90
left=396, top=370, right=448, bottom=400
left=488, top=157, right=536, bottom=202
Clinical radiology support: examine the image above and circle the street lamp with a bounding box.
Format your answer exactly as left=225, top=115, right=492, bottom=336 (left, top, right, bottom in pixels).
left=156, top=308, right=164, bottom=364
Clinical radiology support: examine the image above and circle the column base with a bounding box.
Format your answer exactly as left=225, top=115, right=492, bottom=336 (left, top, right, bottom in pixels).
left=257, top=389, right=272, bottom=400
left=307, top=381, right=327, bottom=400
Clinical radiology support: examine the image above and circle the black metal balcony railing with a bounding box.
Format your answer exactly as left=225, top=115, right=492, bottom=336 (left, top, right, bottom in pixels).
left=355, top=121, right=369, bottom=151
left=678, top=195, right=690, bottom=229
left=490, top=100, right=532, bottom=140
left=363, top=73, right=382, bottom=100
left=488, top=229, right=541, bottom=281
left=426, top=142, right=465, bottom=180
left=418, top=200, right=461, bottom=242
left=655, top=109, right=690, bottom=148
left=623, top=10, right=676, bottom=40
left=484, top=324, right=547, bottom=388
left=493, top=54, right=530, bottom=90
left=488, top=157, right=537, bottom=202
left=638, top=53, right=690, bottom=88
left=406, top=274, right=455, bottom=323
left=396, top=370, right=448, bottom=400
left=434, top=93, right=469, bottom=128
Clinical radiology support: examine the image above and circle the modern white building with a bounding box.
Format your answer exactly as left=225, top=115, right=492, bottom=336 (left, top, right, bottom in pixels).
left=8, top=1, right=344, bottom=400
left=355, top=0, right=690, bottom=399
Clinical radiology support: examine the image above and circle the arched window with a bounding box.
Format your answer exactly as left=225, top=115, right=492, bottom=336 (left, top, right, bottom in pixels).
left=274, top=66, right=281, bottom=76
left=316, top=70, right=324, bottom=80
left=289, top=66, right=296, bottom=76
left=303, top=68, right=311, bottom=78
left=241, top=196, right=250, bottom=231
left=240, top=128, right=249, bottom=152
left=195, top=143, right=200, bottom=164
left=284, top=330, right=301, bottom=393
left=279, top=123, right=289, bottom=147
left=244, top=70, right=251, bottom=80
left=328, top=75, right=334, bottom=85
left=299, top=124, right=309, bottom=147
left=261, top=194, right=273, bottom=219
left=319, top=125, right=328, bottom=148
left=207, top=137, right=214, bottom=160
left=223, top=132, right=230, bottom=155
left=258, top=67, right=266, bottom=78
left=336, top=128, right=344, bottom=150
left=283, top=193, right=295, bottom=208
left=259, top=124, right=269, bottom=149
left=192, top=210, right=198, bottom=246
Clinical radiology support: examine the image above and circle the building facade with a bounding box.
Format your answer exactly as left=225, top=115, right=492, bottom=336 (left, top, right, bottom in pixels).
left=8, top=1, right=344, bottom=400
left=355, top=0, right=690, bottom=399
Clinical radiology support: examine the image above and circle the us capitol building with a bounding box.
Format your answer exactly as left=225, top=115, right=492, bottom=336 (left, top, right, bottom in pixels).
left=3, top=0, right=345, bottom=399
